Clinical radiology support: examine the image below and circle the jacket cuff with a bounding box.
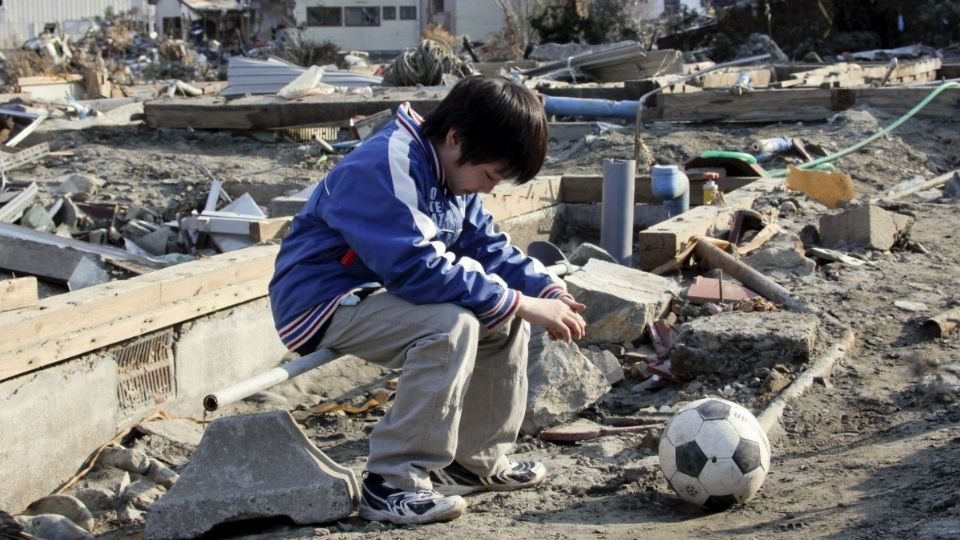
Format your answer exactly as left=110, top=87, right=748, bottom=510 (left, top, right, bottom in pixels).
left=477, top=288, right=521, bottom=330
left=538, top=283, right=569, bottom=300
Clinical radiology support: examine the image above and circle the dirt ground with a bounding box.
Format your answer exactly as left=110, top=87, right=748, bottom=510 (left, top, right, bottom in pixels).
left=10, top=102, right=960, bottom=539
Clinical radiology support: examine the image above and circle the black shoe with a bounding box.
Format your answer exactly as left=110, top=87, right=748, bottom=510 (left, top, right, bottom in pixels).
left=358, top=472, right=466, bottom=525
left=429, top=460, right=547, bottom=496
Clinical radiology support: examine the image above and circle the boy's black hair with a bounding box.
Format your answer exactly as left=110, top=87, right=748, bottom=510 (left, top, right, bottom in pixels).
left=421, top=75, right=548, bottom=185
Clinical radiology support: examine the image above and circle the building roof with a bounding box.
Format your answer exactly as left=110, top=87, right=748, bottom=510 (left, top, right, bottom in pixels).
left=179, top=0, right=250, bottom=12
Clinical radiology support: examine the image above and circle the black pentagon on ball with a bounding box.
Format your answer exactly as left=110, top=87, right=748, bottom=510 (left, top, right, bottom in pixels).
left=675, top=441, right=709, bottom=477
left=696, top=399, right=732, bottom=421
left=733, top=438, right=762, bottom=473
left=703, top=494, right=739, bottom=512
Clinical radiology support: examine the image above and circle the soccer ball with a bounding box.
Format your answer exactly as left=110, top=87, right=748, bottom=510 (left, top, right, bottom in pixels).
left=658, top=397, right=771, bottom=510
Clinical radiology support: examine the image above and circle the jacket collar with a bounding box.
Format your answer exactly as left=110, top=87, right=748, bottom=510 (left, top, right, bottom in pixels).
left=395, top=103, right=446, bottom=188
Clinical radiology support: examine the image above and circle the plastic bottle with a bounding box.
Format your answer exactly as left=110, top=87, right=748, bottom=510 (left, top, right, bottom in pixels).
left=702, top=172, right=720, bottom=205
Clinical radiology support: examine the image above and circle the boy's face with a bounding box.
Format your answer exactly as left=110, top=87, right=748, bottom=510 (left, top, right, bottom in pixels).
left=437, top=129, right=510, bottom=196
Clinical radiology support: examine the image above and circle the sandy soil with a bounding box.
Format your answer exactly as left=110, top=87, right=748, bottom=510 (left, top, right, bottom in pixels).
left=11, top=103, right=960, bottom=539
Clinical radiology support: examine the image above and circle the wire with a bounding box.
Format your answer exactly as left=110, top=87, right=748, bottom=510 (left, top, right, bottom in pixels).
left=382, top=39, right=475, bottom=86
left=767, top=81, right=960, bottom=178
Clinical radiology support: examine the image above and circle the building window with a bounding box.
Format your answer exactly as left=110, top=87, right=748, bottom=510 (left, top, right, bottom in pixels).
left=399, top=6, right=417, bottom=20
left=345, top=7, right=380, bottom=26
left=306, top=7, right=342, bottom=27
left=383, top=6, right=396, bottom=20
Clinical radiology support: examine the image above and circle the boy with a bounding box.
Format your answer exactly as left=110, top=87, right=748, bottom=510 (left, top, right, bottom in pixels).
left=269, top=76, right=586, bottom=525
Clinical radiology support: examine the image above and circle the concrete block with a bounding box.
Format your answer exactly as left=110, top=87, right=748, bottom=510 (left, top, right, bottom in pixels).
left=268, top=196, right=308, bottom=218
left=145, top=411, right=359, bottom=539
left=523, top=330, right=611, bottom=435
left=583, top=347, right=625, bottom=385
left=568, top=242, right=616, bottom=266
left=670, top=311, right=820, bottom=378
left=564, top=259, right=679, bottom=346
left=819, top=205, right=913, bottom=251
left=744, top=245, right=816, bottom=277
left=23, top=494, right=94, bottom=532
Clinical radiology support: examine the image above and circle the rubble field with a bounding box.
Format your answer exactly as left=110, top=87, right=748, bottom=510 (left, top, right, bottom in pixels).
left=5, top=102, right=958, bottom=538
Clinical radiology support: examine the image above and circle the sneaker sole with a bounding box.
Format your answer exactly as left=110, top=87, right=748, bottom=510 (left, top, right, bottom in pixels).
left=358, top=497, right=467, bottom=525
left=434, top=476, right=545, bottom=496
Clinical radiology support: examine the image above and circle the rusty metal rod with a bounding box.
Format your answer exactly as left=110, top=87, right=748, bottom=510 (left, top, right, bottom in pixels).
left=694, top=238, right=815, bottom=313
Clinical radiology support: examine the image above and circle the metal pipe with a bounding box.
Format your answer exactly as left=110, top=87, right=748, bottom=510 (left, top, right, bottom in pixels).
left=543, top=95, right=639, bottom=120
left=601, top=159, right=636, bottom=265
left=881, top=169, right=959, bottom=201
left=204, top=261, right=575, bottom=411
left=693, top=238, right=815, bottom=314
left=632, top=54, right=771, bottom=171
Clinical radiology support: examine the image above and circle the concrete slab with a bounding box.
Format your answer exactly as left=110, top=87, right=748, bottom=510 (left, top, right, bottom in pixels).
left=670, top=311, right=821, bottom=378
left=145, top=411, right=359, bottom=539
left=564, top=259, right=679, bottom=346
left=819, top=204, right=913, bottom=251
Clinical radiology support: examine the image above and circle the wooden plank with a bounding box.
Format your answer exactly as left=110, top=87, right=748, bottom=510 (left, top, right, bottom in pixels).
left=250, top=217, right=292, bottom=243
left=654, top=87, right=960, bottom=123
left=0, top=277, right=38, bottom=312
left=0, top=245, right=278, bottom=361
left=0, top=275, right=271, bottom=382
left=482, top=176, right=562, bottom=222
left=144, top=90, right=448, bottom=130
left=17, top=74, right=84, bottom=86
left=698, top=67, right=773, bottom=88
left=636, top=177, right=782, bottom=271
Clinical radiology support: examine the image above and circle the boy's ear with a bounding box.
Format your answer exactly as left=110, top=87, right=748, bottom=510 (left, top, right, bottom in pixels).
left=445, top=128, right=461, bottom=149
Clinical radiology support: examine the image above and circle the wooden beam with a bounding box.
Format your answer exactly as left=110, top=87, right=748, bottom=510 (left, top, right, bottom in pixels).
left=0, top=245, right=279, bottom=378
left=636, top=176, right=782, bottom=270
left=249, top=217, right=292, bottom=243
left=654, top=87, right=960, bottom=123
left=0, top=277, right=37, bottom=312
left=144, top=90, right=448, bottom=130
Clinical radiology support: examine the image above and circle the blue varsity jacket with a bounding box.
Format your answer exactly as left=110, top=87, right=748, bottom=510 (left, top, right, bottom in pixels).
left=269, top=104, right=567, bottom=352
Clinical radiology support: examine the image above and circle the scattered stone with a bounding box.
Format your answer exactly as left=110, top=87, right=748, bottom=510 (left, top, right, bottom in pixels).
left=745, top=244, right=817, bottom=278
left=99, top=445, right=151, bottom=475
left=630, top=375, right=665, bottom=392
left=123, top=479, right=164, bottom=510
left=563, top=259, right=679, bottom=345
left=73, top=485, right=116, bottom=513
left=583, top=348, right=625, bottom=385
left=118, top=503, right=146, bottom=525
left=55, top=173, right=105, bottom=200
left=569, top=242, right=616, bottom=266
left=779, top=200, right=798, bottom=217
left=146, top=458, right=180, bottom=488
left=22, top=204, right=56, bottom=232
left=523, top=330, right=611, bottom=434
left=671, top=311, right=821, bottom=378
left=81, top=467, right=130, bottom=504
left=145, top=411, right=359, bottom=540
left=943, top=174, right=960, bottom=199
left=894, top=300, right=928, bottom=312
left=23, top=494, right=94, bottom=532
left=819, top=205, right=913, bottom=251
left=761, top=370, right=791, bottom=394
left=799, top=224, right=820, bottom=248
left=15, top=514, right=93, bottom=540
left=136, top=418, right=205, bottom=447
left=134, top=226, right=173, bottom=255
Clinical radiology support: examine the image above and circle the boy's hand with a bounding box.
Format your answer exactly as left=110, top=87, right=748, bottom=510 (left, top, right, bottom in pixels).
left=516, top=295, right=587, bottom=343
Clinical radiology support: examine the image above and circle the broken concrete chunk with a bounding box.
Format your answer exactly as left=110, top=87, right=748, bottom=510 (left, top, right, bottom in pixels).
left=136, top=418, right=205, bottom=447
left=744, top=245, right=816, bottom=277
left=23, top=494, right=94, bottom=532
left=943, top=174, right=960, bottom=199
left=145, top=410, right=359, bottom=540
left=146, top=458, right=179, bottom=488
left=15, top=514, right=93, bottom=540
left=670, top=311, right=820, bottom=378
left=583, top=347, right=625, bottom=385
left=563, top=259, right=679, bottom=345
left=568, top=242, right=616, bottom=266
left=134, top=226, right=173, bottom=256
left=268, top=195, right=309, bottom=218
left=819, top=205, right=913, bottom=251
left=523, top=329, right=611, bottom=435
left=55, top=173, right=105, bottom=199
left=22, top=204, right=56, bottom=232
left=123, top=479, right=164, bottom=510
left=73, top=485, right=116, bottom=513
left=99, top=445, right=151, bottom=475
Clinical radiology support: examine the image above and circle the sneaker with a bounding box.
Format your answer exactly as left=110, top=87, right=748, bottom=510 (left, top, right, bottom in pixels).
left=429, top=460, right=547, bottom=496
left=358, top=472, right=466, bottom=525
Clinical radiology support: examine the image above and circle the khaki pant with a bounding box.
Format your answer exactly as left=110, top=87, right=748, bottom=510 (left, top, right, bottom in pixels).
left=317, top=289, right=530, bottom=491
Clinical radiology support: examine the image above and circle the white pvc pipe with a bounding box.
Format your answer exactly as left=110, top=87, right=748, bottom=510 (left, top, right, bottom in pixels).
left=601, top=158, right=636, bottom=265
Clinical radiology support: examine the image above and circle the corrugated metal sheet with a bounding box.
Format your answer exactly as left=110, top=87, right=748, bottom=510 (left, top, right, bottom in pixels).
left=221, top=56, right=382, bottom=97
left=0, top=0, right=137, bottom=47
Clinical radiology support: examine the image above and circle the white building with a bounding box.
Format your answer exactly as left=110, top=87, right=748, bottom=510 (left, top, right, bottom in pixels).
left=0, top=0, right=149, bottom=47
left=296, top=0, right=507, bottom=53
